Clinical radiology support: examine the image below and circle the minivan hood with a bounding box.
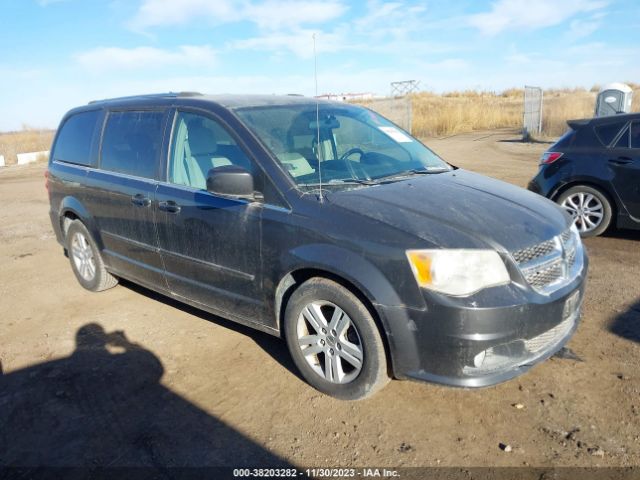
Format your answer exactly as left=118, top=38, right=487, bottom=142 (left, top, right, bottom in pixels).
left=327, top=169, right=569, bottom=252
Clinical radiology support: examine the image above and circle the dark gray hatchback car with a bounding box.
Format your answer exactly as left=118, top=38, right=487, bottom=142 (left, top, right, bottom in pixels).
left=47, top=93, right=588, bottom=399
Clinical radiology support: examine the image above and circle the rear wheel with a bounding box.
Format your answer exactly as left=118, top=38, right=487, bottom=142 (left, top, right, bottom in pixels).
left=284, top=277, right=390, bottom=400
left=66, top=220, right=118, bottom=292
left=557, top=185, right=612, bottom=237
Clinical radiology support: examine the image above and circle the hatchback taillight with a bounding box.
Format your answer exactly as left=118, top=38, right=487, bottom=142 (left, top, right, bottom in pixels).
left=539, top=152, right=563, bottom=165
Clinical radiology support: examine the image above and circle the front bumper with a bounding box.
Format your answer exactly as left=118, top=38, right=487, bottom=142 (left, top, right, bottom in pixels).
left=378, top=255, right=588, bottom=388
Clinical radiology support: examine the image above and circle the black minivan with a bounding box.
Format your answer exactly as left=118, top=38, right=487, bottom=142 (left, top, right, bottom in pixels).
left=47, top=93, right=588, bottom=399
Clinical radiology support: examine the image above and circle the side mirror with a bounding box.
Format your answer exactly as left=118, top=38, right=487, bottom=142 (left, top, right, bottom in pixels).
left=206, top=165, right=255, bottom=199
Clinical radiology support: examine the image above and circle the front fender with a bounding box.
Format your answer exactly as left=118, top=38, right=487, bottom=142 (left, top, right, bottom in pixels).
left=277, top=244, right=422, bottom=377
left=284, top=243, right=405, bottom=308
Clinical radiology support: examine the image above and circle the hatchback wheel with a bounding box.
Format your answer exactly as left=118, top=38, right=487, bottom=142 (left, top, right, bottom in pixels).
left=557, top=186, right=612, bottom=237
left=284, top=278, right=390, bottom=400
left=66, top=220, right=118, bottom=291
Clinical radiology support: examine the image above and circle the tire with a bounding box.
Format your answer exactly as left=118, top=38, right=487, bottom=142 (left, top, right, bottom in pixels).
left=66, top=220, right=118, bottom=292
left=557, top=185, right=613, bottom=237
left=284, top=277, right=390, bottom=400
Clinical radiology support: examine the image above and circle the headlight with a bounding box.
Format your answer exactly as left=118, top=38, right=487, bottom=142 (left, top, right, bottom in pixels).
left=406, top=249, right=510, bottom=296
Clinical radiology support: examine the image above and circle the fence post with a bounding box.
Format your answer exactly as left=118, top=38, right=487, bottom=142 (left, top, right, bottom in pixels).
left=538, top=90, right=544, bottom=136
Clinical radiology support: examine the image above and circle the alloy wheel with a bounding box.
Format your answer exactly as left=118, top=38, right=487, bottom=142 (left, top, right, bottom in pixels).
left=71, top=232, right=96, bottom=281
left=296, top=301, right=364, bottom=384
left=561, top=192, right=604, bottom=234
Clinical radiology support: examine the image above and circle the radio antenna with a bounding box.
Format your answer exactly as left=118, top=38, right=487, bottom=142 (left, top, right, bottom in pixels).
left=312, top=33, right=323, bottom=202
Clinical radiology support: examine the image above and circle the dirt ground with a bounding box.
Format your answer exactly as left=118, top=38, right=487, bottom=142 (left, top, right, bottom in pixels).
left=0, top=129, right=638, bottom=471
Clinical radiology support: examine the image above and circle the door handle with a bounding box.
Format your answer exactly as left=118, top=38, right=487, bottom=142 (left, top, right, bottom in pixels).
left=131, top=193, right=151, bottom=207
left=158, top=200, right=181, bottom=214
left=608, top=157, right=633, bottom=165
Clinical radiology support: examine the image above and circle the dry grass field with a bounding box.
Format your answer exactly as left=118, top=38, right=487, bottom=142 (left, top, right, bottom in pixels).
left=0, top=129, right=55, bottom=165
left=409, top=84, right=640, bottom=139
left=361, top=84, right=640, bottom=140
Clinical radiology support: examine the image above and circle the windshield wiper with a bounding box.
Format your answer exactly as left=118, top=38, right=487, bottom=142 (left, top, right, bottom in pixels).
left=335, top=178, right=378, bottom=185
left=300, top=178, right=377, bottom=187
left=299, top=168, right=449, bottom=188
left=373, top=168, right=449, bottom=182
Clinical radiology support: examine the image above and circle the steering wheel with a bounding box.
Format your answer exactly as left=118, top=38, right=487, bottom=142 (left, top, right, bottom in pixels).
left=339, top=148, right=365, bottom=162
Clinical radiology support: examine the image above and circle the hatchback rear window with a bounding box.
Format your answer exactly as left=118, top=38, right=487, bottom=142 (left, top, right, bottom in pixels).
left=100, top=111, right=164, bottom=179
left=52, top=110, right=101, bottom=166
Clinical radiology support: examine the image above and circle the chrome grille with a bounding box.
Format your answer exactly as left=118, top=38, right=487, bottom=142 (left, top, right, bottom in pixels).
left=512, top=238, right=556, bottom=264
left=564, top=230, right=578, bottom=270
left=512, top=228, right=583, bottom=295
left=567, top=249, right=576, bottom=269
left=526, top=261, right=564, bottom=290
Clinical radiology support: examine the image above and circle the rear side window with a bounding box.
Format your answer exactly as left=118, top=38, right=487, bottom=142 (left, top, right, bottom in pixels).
left=100, top=111, right=164, bottom=179
left=631, top=121, right=640, bottom=149
left=613, top=126, right=630, bottom=148
left=53, top=110, right=100, bottom=166
left=618, top=122, right=640, bottom=148
left=594, top=121, right=627, bottom=147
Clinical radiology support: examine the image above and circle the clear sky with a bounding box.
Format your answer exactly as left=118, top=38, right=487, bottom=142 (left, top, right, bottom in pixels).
left=1, top=0, right=639, bottom=131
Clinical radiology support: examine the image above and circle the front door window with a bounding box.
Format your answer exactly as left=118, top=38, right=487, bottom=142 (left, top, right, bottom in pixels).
left=168, top=112, right=253, bottom=190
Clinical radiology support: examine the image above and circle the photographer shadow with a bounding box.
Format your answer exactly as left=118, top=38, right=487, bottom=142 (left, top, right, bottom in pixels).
left=609, top=299, right=640, bottom=344
left=0, top=323, right=292, bottom=469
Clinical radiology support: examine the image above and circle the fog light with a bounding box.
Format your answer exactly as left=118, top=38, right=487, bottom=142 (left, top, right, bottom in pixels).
left=466, top=345, right=519, bottom=374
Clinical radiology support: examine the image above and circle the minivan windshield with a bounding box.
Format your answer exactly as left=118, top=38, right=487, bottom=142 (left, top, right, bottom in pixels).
left=235, top=103, right=451, bottom=189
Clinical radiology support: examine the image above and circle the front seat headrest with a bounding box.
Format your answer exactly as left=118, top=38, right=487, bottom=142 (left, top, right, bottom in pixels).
left=187, top=121, right=217, bottom=156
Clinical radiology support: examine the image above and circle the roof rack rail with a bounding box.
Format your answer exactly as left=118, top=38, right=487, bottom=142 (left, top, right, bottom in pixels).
left=88, top=91, right=203, bottom=104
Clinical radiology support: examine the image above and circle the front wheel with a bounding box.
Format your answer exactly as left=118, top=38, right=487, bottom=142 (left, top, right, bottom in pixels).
left=557, top=185, right=612, bottom=237
left=284, top=278, right=390, bottom=400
